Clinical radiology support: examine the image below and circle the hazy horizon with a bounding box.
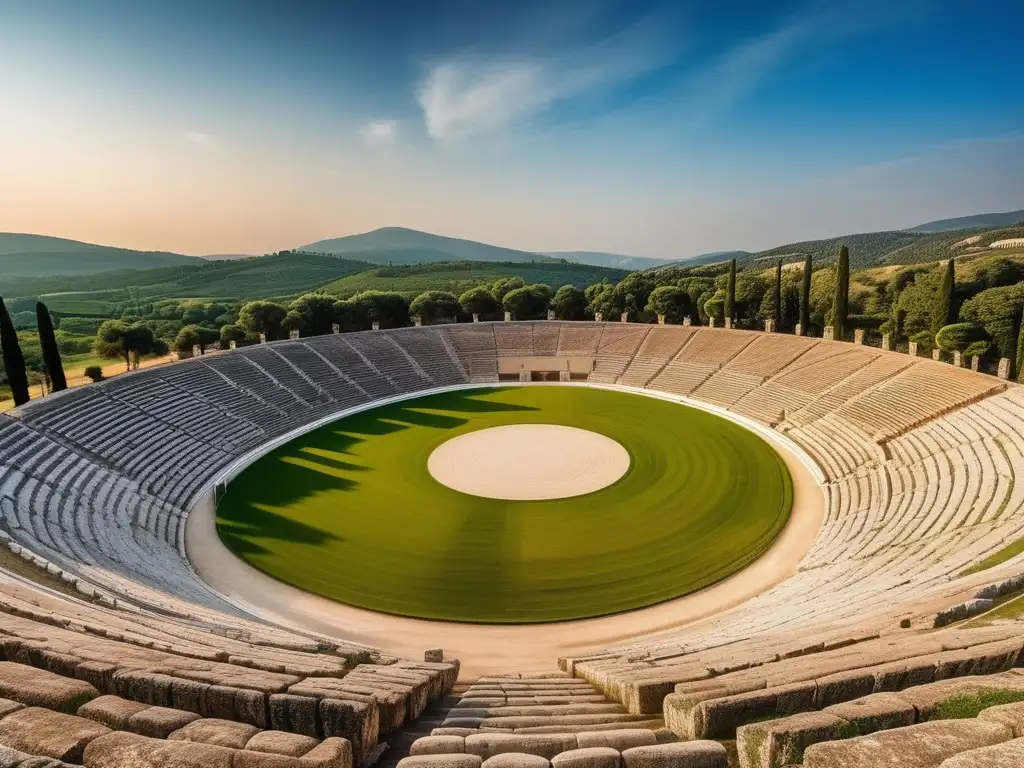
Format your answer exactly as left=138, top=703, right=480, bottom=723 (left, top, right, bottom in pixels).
left=1, top=0, right=1022, bottom=259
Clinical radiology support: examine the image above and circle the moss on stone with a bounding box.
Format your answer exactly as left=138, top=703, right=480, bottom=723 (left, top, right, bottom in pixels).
left=933, top=690, right=1024, bottom=720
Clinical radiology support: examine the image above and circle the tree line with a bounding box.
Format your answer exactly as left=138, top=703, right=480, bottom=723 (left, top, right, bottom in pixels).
left=6, top=244, right=1024, bottom=406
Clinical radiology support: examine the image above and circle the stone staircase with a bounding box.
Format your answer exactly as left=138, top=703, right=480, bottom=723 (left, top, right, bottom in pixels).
left=438, top=673, right=663, bottom=734
left=395, top=672, right=713, bottom=768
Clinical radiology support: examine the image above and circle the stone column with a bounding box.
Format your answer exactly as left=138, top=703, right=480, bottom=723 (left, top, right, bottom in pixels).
left=764, top=319, right=775, bottom=333
left=594, top=312, right=603, bottom=323
left=683, top=316, right=692, bottom=327
left=192, top=344, right=201, bottom=357
left=229, top=340, right=237, bottom=350
left=658, top=314, right=666, bottom=325
left=332, top=323, right=340, bottom=334
left=724, top=317, right=733, bottom=329
left=289, top=329, right=300, bottom=340
left=372, top=321, right=380, bottom=331
left=998, top=358, right=1011, bottom=379
left=547, top=309, right=556, bottom=321
left=259, top=333, right=267, bottom=344
left=971, top=356, right=980, bottom=372
left=931, top=348, right=941, bottom=361
left=953, top=351, right=962, bottom=367
left=854, top=329, right=864, bottom=345
left=472, top=313, right=479, bottom=323
left=795, top=324, right=804, bottom=337
left=519, top=369, right=530, bottom=382
left=909, top=341, right=918, bottom=357
left=709, top=317, right=717, bottom=328
left=504, top=311, right=512, bottom=322
left=414, top=316, right=422, bottom=327
left=620, top=312, right=629, bottom=323
left=559, top=370, right=571, bottom=382
left=823, top=326, right=835, bottom=341
left=881, top=334, right=891, bottom=351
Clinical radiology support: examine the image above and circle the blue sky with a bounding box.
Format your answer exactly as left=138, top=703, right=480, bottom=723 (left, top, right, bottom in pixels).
left=0, top=0, right=1021, bottom=258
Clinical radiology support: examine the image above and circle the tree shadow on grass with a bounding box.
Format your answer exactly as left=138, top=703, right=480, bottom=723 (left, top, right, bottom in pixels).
left=217, top=501, right=343, bottom=556
left=218, top=389, right=544, bottom=543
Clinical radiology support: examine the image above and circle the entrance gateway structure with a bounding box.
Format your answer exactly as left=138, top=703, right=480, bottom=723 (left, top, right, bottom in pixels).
left=498, top=355, right=594, bottom=382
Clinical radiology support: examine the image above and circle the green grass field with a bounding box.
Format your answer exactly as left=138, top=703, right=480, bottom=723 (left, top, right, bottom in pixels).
left=216, top=386, right=792, bottom=623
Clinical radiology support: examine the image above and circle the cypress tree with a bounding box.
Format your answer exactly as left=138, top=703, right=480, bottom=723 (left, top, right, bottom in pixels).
left=36, top=302, right=67, bottom=392
left=725, top=258, right=736, bottom=323
left=934, top=258, right=956, bottom=333
left=1015, top=305, right=1024, bottom=382
left=773, top=260, right=782, bottom=331
left=0, top=297, right=30, bottom=406
left=832, top=245, right=850, bottom=339
left=799, top=253, right=812, bottom=331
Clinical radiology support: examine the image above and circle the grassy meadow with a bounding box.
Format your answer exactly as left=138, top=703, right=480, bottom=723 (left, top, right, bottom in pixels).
left=216, top=386, right=792, bottom=623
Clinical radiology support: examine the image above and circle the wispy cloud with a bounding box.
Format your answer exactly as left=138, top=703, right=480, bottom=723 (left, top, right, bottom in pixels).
left=417, top=9, right=683, bottom=141
left=182, top=130, right=217, bottom=148
left=358, top=120, right=398, bottom=146
left=668, top=0, right=932, bottom=131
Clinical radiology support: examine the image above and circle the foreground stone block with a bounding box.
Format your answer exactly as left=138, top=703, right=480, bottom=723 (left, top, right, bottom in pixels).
left=398, top=756, right=484, bottom=768
left=551, top=746, right=621, bottom=768
left=482, top=754, right=551, bottom=768
left=78, top=695, right=149, bottom=729
left=737, top=711, right=853, bottom=768
left=978, top=701, right=1024, bottom=737
left=128, top=705, right=202, bottom=738
left=168, top=717, right=261, bottom=749
left=621, top=742, right=727, bottom=768
left=823, top=692, right=916, bottom=735
left=0, top=662, right=99, bottom=713
left=0, top=706, right=111, bottom=763
left=802, top=720, right=1011, bottom=767
left=412, top=736, right=467, bottom=755
left=466, top=734, right=578, bottom=760
left=84, top=731, right=352, bottom=768
left=246, top=730, right=322, bottom=757
left=939, top=737, right=1024, bottom=767
left=577, top=730, right=656, bottom=751
left=665, top=683, right=816, bottom=740
left=0, top=698, right=24, bottom=720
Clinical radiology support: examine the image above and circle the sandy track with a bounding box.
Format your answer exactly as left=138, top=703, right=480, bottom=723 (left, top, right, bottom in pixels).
left=427, top=424, right=630, bottom=500
left=186, top=387, right=825, bottom=677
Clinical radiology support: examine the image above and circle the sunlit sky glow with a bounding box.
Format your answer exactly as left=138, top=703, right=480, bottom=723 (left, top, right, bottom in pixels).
left=1, top=0, right=1021, bottom=258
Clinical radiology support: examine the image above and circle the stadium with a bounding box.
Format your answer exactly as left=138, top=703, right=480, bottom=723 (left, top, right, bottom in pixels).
left=4, top=318, right=1024, bottom=768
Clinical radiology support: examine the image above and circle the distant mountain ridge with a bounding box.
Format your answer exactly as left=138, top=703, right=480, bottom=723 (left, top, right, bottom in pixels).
left=539, top=251, right=671, bottom=270
left=908, top=209, right=1024, bottom=233
left=0, top=232, right=203, bottom=278
left=299, top=227, right=561, bottom=266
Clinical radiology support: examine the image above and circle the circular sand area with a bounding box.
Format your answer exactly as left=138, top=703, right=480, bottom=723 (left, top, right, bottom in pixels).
left=427, top=424, right=631, bottom=500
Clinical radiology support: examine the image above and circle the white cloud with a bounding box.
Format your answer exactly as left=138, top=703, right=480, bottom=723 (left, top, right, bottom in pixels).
left=182, top=130, right=216, bottom=148
left=359, top=120, right=398, bottom=146
left=417, top=9, right=681, bottom=141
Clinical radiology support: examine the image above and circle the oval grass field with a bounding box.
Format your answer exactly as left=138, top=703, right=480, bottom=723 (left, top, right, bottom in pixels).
left=215, top=386, right=792, bottom=623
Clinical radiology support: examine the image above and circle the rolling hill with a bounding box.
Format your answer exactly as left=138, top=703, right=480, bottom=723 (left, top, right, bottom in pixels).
left=0, top=233, right=204, bottom=277
left=0, top=251, right=375, bottom=315
left=320, top=261, right=630, bottom=298
left=300, top=226, right=561, bottom=266
left=908, top=209, right=1024, bottom=233
left=748, top=224, right=1024, bottom=270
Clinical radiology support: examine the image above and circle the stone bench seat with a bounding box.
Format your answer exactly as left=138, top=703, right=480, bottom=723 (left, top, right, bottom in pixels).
left=0, top=706, right=111, bottom=764
left=82, top=730, right=352, bottom=768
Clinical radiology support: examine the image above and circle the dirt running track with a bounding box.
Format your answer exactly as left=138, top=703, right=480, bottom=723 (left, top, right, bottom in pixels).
left=186, top=388, right=825, bottom=677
